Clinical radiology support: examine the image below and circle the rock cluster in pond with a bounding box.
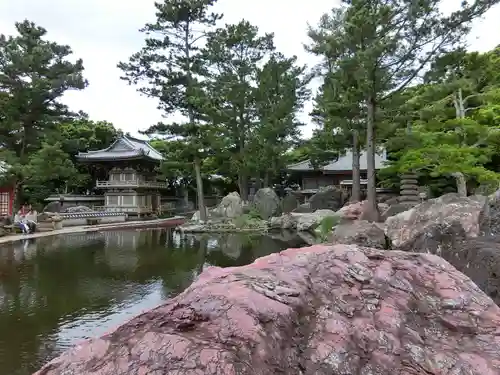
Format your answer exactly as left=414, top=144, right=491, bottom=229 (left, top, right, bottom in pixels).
left=181, top=189, right=280, bottom=233
left=269, top=209, right=336, bottom=232
left=34, top=244, right=500, bottom=375
left=252, top=187, right=281, bottom=219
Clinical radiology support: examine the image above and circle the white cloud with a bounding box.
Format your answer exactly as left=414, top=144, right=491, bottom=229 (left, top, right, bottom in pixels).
left=0, top=0, right=498, bottom=139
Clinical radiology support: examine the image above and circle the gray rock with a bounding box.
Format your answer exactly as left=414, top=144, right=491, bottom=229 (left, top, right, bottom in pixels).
left=296, top=209, right=336, bottom=232
left=281, top=194, right=299, bottom=213
left=252, top=188, right=280, bottom=219
left=191, top=208, right=210, bottom=223
left=309, top=186, right=348, bottom=211
left=330, top=220, right=387, bottom=249
left=381, top=202, right=415, bottom=221
left=385, top=193, right=487, bottom=248
left=43, top=201, right=61, bottom=213
left=292, top=203, right=313, bottom=213
left=269, top=214, right=296, bottom=230
left=65, top=205, right=92, bottom=213
left=479, top=189, right=500, bottom=235
left=212, top=192, right=243, bottom=218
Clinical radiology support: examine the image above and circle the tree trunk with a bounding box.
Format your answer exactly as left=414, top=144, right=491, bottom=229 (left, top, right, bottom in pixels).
left=194, top=157, right=207, bottom=222
left=11, top=182, right=20, bottom=222
left=182, top=187, right=189, bottom=209
left=351, top=129, right=361, bottom=203
left=452, top=172, right=467, bottom=197
left=263, top=172, right=270, bottom=188
left=184, top=24, right=207, bottom=223
left=238, top=173, right=249, bottom=202
left=364, top=96, right=380, bottom=222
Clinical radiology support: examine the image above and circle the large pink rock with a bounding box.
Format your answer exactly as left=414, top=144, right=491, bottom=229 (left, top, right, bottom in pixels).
left=35, top=244, right=500, bottom=375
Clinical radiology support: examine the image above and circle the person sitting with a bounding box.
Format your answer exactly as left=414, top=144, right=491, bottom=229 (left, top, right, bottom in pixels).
left=15, top=204, right=36, bottom=234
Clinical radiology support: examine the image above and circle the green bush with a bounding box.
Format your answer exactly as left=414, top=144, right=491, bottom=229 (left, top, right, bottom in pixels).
left=317, top=215, right=340, bottom=240
left=233, top=214, right=264, bottom=229
left=247, top=207, right=262, bottom=220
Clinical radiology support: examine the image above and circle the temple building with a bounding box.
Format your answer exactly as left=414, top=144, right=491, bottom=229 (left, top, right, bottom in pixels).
left=76, top=135, right=168, bottom=216
left=286, top=150, right=389, bottom=201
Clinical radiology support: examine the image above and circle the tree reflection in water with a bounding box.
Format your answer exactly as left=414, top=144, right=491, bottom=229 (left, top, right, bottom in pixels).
left=0, top=229, right=304, bottom=375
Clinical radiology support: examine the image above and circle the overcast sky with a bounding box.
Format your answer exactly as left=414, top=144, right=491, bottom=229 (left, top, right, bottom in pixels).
left=0, top=0, right=499, bottom=139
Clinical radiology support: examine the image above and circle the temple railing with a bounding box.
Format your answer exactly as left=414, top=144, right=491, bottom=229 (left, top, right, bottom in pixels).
left=92, top=205, right=152, bottom=214
left=96, top=180, right=168, bottom=189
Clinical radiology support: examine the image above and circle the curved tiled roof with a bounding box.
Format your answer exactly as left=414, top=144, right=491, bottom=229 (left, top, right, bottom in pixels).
left=287, top=150, right=387, bottom=172
left=76, top=136, right=163, bottom=162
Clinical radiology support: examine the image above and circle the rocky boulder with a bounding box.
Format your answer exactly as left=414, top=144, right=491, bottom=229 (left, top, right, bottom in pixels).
left=292, top=202, right=312, bottom=213
left=65, top=205, right=92, bottom=213
left=35, top=244, right=500, bottom=375
left=308, top=185, right=348, bottom=211
left=396, top=223, right=500, bottom=305
left=43, top=201, right=61, bottom=213
left=190, top=208, right=210, bottom=223
left=252, top=188, right=280, bottom=219
left=281, top=194, right=299, bottom=213
left=269, top=213, right=296, bottom=230
left=380, top=202, right=415, bottom=221
left=385, top=193, right=486, bottom=248
left=330, top=220, right=387, bottom=249
left=296, top=209, right=337, bottom=232
left=337, top=200, right=389, bottom=221
left=479, top=188, right=500, bottom=235
left=212, top=192, right=243, bottom=218
left=269, top=210, right=336, bottom=232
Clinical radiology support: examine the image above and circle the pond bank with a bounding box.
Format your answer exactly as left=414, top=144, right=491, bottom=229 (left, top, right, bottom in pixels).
left=0, top=216, right=186, bottom=244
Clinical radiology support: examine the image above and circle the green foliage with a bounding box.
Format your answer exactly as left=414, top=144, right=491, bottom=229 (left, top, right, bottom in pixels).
left=250, top=53, right=310, bottom=183
left=233, top=213, right=265, bottom=230
left=0, top=20, right=88, bottom=207
left=317, top=215, right=340, bottom=241
left=306, top=0, right=498, bottom=218
left=56, top=118, right=120, bottom=157
left=118, top=0, right=222, bottom=153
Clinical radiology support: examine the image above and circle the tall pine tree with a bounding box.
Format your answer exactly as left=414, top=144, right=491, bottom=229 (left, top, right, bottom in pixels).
left=118, top=0, right=222, bottom=221
left=307, top=0, right=499, bottom=221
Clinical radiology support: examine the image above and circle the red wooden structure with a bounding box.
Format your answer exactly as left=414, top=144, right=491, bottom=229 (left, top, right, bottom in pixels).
left=0, top=185, right=14, bottom=217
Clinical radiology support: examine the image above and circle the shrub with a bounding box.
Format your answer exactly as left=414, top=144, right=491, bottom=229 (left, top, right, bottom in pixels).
left=233, top=214, right=264, bottom=229
left=317, top=215, right=340, bottom=241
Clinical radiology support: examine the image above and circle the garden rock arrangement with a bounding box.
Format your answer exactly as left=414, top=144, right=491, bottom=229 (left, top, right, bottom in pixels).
left=269, top=209, right=336, bottom=232
left=211, top=192, right=243, bottom=219
left=180, top=191, right=269, bottom=233
left=385, top=193, right=486, bottom=248
left=330, top=219, right=386, bottom=249
left=336, top=200, right=389, bottom=221
left=252, top=187, right=280, bottom=219
left=34, top=244, right=500, bottom=375
left=308, top=185, right=348, bottom=211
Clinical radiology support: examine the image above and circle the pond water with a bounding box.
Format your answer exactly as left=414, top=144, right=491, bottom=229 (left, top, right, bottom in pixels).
left=0, top=229, right=305, bottom=375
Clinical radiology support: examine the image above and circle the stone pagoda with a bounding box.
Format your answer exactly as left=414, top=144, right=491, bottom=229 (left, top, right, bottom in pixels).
left=76, top=135, right=168, bottom=217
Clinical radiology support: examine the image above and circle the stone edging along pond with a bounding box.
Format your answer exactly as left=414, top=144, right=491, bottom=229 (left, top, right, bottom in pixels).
left=0, top=216, right=186, bottom=245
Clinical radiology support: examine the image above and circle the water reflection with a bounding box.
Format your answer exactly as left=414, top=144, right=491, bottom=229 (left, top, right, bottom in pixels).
left=0, top=229, right=302, bottom=375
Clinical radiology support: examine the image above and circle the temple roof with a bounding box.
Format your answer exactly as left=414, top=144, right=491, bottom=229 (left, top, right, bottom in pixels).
left=76, top=136, right=164, bottom=162
left=287, top=150, right=387, bottom=172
